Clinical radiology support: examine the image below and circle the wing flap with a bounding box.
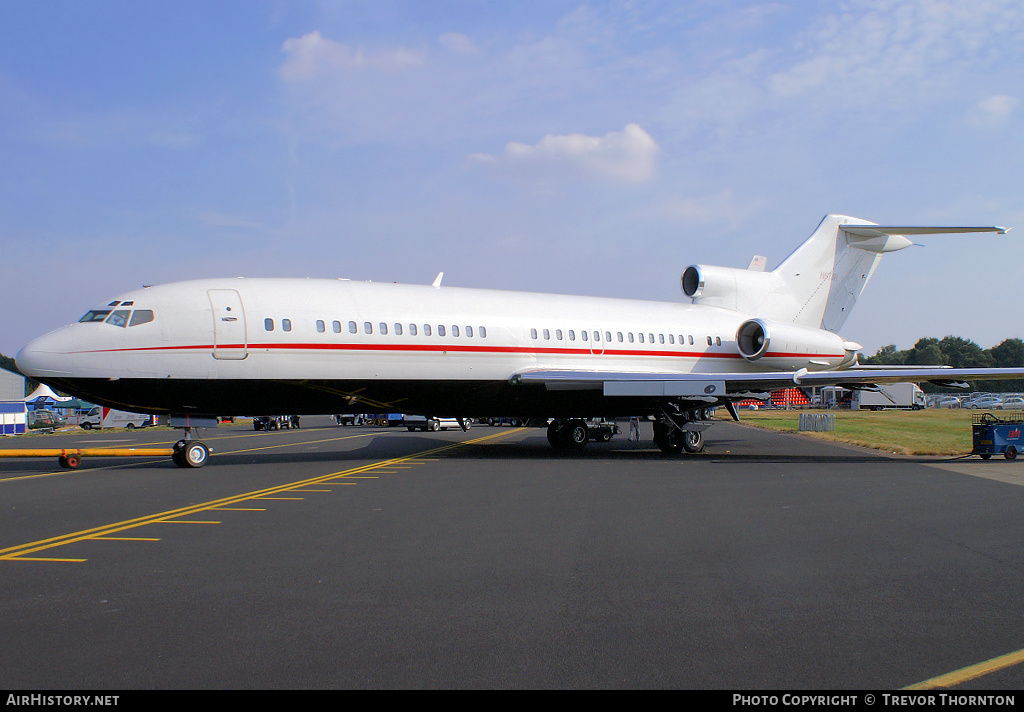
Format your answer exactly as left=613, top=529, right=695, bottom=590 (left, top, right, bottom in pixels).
left=513, top=367, right=1024, bottom=397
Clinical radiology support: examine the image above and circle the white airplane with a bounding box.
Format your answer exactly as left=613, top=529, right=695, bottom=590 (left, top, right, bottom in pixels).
left=16, top=214, right=1024, bottom=467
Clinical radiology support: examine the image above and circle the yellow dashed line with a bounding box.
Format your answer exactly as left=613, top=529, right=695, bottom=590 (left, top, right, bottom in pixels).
left=0, top=427, right=523, bottom=563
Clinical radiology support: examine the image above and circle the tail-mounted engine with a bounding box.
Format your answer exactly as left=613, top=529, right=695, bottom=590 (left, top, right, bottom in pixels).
left=736, top=318, right=859, bottom=370
left=681, top=265, right=793, bottom=317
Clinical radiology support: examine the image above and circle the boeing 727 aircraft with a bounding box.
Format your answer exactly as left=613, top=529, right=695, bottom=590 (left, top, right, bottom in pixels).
left=16, top=214, right=1024, bottom=466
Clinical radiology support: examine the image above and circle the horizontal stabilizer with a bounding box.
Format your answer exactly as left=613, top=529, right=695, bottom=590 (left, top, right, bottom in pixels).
left=841, top=225, right=1008, bottom=237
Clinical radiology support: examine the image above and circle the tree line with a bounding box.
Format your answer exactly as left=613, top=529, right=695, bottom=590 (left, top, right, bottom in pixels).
left=862, top=337, right=1024, bottom=392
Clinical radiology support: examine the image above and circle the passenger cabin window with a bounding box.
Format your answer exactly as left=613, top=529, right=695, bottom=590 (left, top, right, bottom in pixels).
left=364, top=322, right=373, bottom=334
left=466, top=326, right=473, bottom=337
left=394, top=323, right=403, bottom=335
left=479, top=326, right=486, bottom=338
left=333, top=321, right=342, bottom=333
left=379, top=323, right=388, bottom=335
left=424, top=324, right=432, bottom=336
left=438, top=325, right=446, bottom=336
left=349, top=321, right=358, bottom=334
left=282, top=319, right=292, bottom=332
left=452, top=325, right=459, bottom=337
left=409, top=324, right=417, bottom=336
left=316, top=320, right=326, bottom=333
left=265, top=318, right=274, bottom=331
left=531, top=328, right=538, bottom=339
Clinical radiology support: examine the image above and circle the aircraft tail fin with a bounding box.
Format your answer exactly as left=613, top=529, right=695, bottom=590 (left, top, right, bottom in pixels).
left=682, top=215, right=1007, bottom=332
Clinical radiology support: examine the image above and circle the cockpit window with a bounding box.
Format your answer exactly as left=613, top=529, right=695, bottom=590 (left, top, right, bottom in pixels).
left=105, top=310, right=131, bottom=327
left=80, top=310, right=112, bottom=323
left=129, top=309, right=154, bottom=326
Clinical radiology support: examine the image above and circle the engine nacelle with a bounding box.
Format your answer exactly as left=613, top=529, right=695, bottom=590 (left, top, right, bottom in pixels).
left=736, top=318, right=859, bottom=370
left=681, top=265, right=792, bottom=316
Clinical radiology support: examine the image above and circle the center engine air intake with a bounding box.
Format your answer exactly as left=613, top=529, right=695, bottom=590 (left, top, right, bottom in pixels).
left=735, top=318, right=858, bottom=370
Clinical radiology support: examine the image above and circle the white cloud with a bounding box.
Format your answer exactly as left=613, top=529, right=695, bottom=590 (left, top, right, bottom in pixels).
left=968, top=94, right=1018, bottom=128
left=279, top=31, right=424, bottom=83
left=470, top=123, right=659, bottom=182
left=765, top=0, right=1024, bottom=107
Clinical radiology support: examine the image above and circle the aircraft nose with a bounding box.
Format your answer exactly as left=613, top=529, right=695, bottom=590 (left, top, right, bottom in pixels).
left=16, top=330, right=75, bottom=378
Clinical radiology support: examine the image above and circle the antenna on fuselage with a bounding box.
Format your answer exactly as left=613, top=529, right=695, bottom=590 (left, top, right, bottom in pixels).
left=432, top=272, right=444, bottom=288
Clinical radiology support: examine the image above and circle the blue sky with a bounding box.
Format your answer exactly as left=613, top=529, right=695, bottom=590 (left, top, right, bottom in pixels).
left=2, top=0, right=1023, bottom=357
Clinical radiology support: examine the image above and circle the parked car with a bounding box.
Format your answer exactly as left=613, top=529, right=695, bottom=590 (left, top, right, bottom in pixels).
left=970, top=397, right=1005, bottom=410
left=998, top=397, right=1024, bottom=410
left=254, top=416, right=292, bottom=430
left=403, top=415, right=471, bottom=431
left=28, top=410, right=64, bottom=429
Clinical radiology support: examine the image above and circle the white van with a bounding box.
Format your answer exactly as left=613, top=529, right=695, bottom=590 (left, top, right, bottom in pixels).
left=80, top=406, right=152, bottom=430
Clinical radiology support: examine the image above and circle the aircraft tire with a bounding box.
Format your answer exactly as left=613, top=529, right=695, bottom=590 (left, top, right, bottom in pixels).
left=653, top=422, right=683, bottom=455
left=183, top=442, right=209, bottom=468
left=683, top=430, right=705, bottom=453
left=563, top=420, right=589, bottom=450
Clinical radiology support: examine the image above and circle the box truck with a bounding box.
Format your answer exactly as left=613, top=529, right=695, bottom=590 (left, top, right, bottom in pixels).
left=80, top=406, right=153, bottom=429
left=851, top=384, right=925, bottom=411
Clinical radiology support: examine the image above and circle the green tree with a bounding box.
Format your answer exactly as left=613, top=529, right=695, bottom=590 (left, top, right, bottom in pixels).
left=938, top=336, right=992, bottom=369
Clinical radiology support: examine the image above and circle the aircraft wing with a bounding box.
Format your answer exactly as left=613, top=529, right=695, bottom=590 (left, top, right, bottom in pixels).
left=512, top=366, right=1024, bottom=398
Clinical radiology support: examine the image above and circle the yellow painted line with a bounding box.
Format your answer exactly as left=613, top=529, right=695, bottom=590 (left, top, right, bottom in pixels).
left=155, top=520, right=221, bottom=524
left=256, top=497, right=304, bottom=501
left=214, top=507, right=266, bottom=511
left=904, top=647, right=1024, bottom=689
left=91, top=536, right=160, bottom=541
left=9, top=557, right=87, bottom=563
left=0, top=427, right=523, bottom=563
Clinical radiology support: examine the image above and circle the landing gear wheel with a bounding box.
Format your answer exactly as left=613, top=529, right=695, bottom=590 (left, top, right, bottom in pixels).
left=183, top=442, right=209, bottom=468
left=683, top=430, right=705, bottom=454
left=566, top=420, right=589, bottom=449
left=547, top=419, right=589, bottom=451
left=172, top=439, right=209, bottom=468
left=547, top=420, right=563, bottom=448
left=653, top=422, right=683, bottom=454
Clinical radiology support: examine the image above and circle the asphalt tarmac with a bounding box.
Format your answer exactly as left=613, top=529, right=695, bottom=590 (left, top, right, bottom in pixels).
left=1, top=417, right=1023, bottom=690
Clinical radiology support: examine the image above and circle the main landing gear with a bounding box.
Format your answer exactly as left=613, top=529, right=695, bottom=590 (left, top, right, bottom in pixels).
left=652, top=408, right=713, bottom=455
left=547, top=419, right=592, bottom=451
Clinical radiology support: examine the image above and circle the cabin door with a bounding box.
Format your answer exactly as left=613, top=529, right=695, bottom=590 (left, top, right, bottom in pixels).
left=208, top=289, right=248, bottom=360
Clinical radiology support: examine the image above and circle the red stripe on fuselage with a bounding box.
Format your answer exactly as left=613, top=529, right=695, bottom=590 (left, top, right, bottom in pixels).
left=69, top=341, right=844, bottom=360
